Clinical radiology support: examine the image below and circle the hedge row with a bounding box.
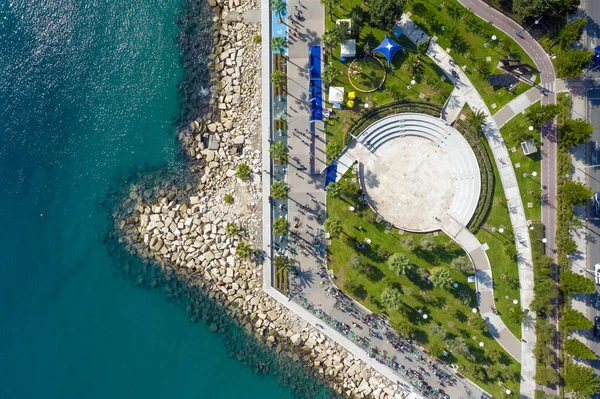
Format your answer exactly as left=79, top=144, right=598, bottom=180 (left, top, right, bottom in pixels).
left=454, top=119, right=494, bottom=234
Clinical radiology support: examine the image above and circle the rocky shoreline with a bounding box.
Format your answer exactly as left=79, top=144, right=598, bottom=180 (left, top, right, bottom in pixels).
left=113, top=0, right=407, bottom=397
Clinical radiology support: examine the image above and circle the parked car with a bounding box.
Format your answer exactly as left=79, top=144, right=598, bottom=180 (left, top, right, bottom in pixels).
left=596, top=263, right=600, bottom=285
left=595, top=316, right=600, bottom=337
left=593, top=192, right=600, bottom=216
left=595, top=45, right=600, bottom=68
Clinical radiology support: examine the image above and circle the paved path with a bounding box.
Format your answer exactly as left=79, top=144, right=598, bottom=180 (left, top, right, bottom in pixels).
left=493, top=87, right=542, bottom=129
left=442, top=87, right=467, bottom=124
left=400, top=12, right=536, bottom=394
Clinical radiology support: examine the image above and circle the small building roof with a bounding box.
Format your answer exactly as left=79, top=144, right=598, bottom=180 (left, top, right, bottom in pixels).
left=521, top=139, right=538, bottom=155
left=340, top=39, right=356, bottom=58
left=328, top=86, right=345, bottom=104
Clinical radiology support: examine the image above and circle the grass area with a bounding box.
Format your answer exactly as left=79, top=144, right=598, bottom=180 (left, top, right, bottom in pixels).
left=405, top=0, right=537, bottom=112
left=328, top=172, right=521, bottom=396
left=324, top=0, right=455, bottom=144
left=473, top=131, right=522, bottom=339
left=347, top=57, right=387, bottom=91
left=499, top=104, right=542, bottom=221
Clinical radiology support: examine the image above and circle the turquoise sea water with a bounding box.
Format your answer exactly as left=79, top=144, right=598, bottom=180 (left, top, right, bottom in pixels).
left=0, top=1, right=312, bottom=398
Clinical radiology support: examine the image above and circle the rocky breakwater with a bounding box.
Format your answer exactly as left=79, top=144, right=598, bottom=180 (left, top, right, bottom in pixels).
left=117, top=0, right=408, bottom=397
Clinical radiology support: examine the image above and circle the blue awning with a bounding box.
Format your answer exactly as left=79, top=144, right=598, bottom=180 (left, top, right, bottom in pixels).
left=372, top=35, right=404, bottom=67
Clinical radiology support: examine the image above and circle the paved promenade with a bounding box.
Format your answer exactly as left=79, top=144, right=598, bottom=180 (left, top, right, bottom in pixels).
left=399, top=13, right=535, bottom=395
left=493, top=87, right=542, bottom=129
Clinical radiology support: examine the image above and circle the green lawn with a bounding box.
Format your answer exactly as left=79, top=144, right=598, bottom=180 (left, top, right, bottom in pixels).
left=499, top=105, right=542, bottom=221
left=327, top=173, right=520, bottom=396
left=473, top=129, right=522, bottom=339
left=324, top=0, right=455, bottom=147
left=405, top=0, right=537, bottom=112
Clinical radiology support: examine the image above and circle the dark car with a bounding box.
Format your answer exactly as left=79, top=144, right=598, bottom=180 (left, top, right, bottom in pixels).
left=595, top=45, right=600, bottom=68
left=595, top=316, right=600, bottom=337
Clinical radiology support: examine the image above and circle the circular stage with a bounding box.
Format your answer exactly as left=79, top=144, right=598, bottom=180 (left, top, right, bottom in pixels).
left=350, top=113, right=481, bottom=232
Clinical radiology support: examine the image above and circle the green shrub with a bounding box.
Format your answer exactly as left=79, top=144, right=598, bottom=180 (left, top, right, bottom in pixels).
left=236, top=163, right=251, bottom=180
left=223, top=194, right=234, bottom=204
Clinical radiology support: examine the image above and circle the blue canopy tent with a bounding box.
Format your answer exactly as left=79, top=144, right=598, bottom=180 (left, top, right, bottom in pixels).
left=372, top=35, right=404, bottom=67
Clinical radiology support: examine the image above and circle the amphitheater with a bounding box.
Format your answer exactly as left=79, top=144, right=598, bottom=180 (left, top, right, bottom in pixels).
left=336, top=113, right=481, bottom=234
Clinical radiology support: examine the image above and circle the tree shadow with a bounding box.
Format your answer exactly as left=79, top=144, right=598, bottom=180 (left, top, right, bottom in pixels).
left=365, top=264, right=384, bottom=282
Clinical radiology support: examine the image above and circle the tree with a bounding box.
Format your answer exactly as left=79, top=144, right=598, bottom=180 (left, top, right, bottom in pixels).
left=402, top=236, right=416, bottom=251
left=467, top=109, right=487, bottom=134
left=381, top=287, right=402, bottom=310
left=396, top=317, right=416, bottom=338
left=339, top=179, right=359, bottom=198
left=271, top=0, right=286, bottom=23
left=486, top=348, right=502, bottom=363
left=225, top=222, right=240, bottom=237
left=369, top=0, right=406, bottom=31
left=320, top=0, right=341, bottom=20
left=558, top=119, right=594, bottom=148
left=447, top=337, right=470, bottom=358
left=272, top=217, right=290, bottom=235
left=512, top=0, right=549, bottom=20
left=417, top=39, right=430, bottom=55
left=565, top=339, right=598, bottom=360
left=561, top=270, right=596, bottom=294
left=377, top=245, right=388, bottom=259
left=271, top=36, right=287, bottom=53
left=236, top=242, right=252, bottom=258
left=564, top=360, right=600, bottom=398
left=322, top=28, right=342, bottom=49
left=419, top=235, right=437, bottom=252
left=451, top=256, right=473, bottom=274
left=562, top=309, right=593, bottom=332
left=271, top=70, right=286, bottom=90
left=335, top=20, right=351, bottom=41
left=563, top=180, right=593, bottom=206
left=555, top=18, right=587, bottom=50
left=468, top=312, right=488, bottom=333
left=475, top=59, right=491, bottom=79
left=270, top=141, right=288, bottom=163
left=556, top=50, right=593, bottom=79
left=536, top=365, right=560, bottom=386
left=270, top=180, right=289, bottom=199
left=525, top=102, right=559, bottom=129
left=428, top=323, right=448, bottom=341
left=274, top=255, right=293, bottom=274
left=348, top=253, right=362, bottom=270
left=323, top=63, right=339, bottom=86
left=326, top=182, right=341, bottom=197
left=430, top=267, right=453, bottom=288
left=387, top=253, right=413, bottom=276
left=509, top=306, right=528, bottom=324
left=504, top=243, right=518, bottom=260
left=236, top=163, right=251, bottom=180
left=326, top=141, right=341, bottom=163
left=324, top=217, right=343, bottom=238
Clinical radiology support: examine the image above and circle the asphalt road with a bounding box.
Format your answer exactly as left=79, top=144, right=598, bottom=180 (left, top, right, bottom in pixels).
left=581, top=0, right=600, bottom=389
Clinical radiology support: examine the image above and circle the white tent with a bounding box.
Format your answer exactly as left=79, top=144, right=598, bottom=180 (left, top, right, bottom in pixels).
left=340, top=39, right=356, bottom=58
left=328, top=86, right=344, bottom=104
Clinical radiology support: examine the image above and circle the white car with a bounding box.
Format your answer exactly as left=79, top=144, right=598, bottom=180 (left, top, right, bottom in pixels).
left=595, top=263, right=600, bottom=285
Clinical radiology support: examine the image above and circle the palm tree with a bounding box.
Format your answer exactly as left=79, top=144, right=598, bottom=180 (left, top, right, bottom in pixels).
left=271, top=70, right=286, bottom=91
left=467, top=109, right=487, bottom=134
left=322, top=63, right=339, bottom=86
left=272, top=217, right=290, bottom=235
left=430, top=267, right=453, bottom=288
left=235, top=242, right=252, bottom=258
left=271, top=0, right=286, bottom=23
left=322, top=29, right=341, bottom=50
left=270, top=180, right=289, bottom=199
left=324, top=217, right=343, bottom=238
left=271, top=36, right=287, bottom=54
left=320, top=0, right=341, bottom=20
left=381, top=287, right=402, bottom=310
left=274, top=255, right=293, bottom=274
left=387, top=253, right=413, bottom=276
left=269, top=141, right=288, bottom=163
left=326, top=182, right=341, bottom=197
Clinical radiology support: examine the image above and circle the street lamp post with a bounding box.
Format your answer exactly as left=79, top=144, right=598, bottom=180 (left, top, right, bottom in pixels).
left=472, top=336, right=485, bottom=347
left=505, top=295, right=518, bottom=305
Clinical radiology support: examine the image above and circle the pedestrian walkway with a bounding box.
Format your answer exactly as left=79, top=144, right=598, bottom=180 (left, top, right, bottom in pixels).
left=493, top=87, right=542, bottom=129
left=442, top=87, right=467, bottom=124
left=399, top=10, right=535, bottom=389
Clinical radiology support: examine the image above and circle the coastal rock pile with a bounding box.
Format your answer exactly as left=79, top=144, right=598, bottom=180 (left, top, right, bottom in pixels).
left=117, top=1, right=408, bottom=398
